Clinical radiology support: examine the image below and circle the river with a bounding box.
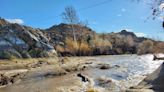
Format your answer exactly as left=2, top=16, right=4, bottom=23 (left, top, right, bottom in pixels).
left=0, top=54, right=163, bottom=92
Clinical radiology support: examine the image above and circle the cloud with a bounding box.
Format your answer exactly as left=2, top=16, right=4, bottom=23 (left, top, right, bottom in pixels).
left=5, top=18, right=24, bottom=24
left=134, top=32, right=147, bottom=37
left=125, top=28, right=147, bottom=37
left=121, top=8, right=126, bottom=12
left=159, top=3, right=164, bottom=10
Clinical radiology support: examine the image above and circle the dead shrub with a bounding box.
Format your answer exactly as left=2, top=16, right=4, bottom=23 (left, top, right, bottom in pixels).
left=55, top=45, right=65, bottom=53
left=91, top=36, right=112, bottom=55
left=78, top=41, right=92, bottom=56
left=137, top=40, right=154, bottom=54
left=65, top=37, right=78, bottom=55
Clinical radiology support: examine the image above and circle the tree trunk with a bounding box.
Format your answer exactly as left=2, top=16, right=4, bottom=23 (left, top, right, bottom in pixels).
left=71, top=24, right=78, bottom=48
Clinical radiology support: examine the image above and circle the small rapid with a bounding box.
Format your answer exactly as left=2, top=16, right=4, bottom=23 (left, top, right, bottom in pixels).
left=82, top=54, right=164, bottom=91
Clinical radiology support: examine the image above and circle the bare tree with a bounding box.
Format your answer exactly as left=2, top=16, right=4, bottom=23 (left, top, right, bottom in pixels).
left=150, top=0, right=164, bottom=28
left=133, top=0, right=163, bottom=16
left=62, top=6, right=79, bottom=47
left=133, top=0, right=164, bottom=28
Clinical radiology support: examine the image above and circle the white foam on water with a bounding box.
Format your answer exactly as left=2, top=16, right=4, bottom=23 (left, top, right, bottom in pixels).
left=139, top=54, right=163, bottom=74
left=83, top=55, right=164, bottom=91
left=118, top=54, right=163, bottom=90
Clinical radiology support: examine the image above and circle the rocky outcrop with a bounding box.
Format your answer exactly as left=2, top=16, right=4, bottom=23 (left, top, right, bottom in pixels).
left=46, top=23, right=95, bottom=46
left=0, top=18, right=57, bottom=59
left=45, top=23, right=164, bottom=56
left=119, top=30, right=137, bottom=38
left=0, top=17, right=163, bottom=58
left=127, top=62, right=164, bottom=92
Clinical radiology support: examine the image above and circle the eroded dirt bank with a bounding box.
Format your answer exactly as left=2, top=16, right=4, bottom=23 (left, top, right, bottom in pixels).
left=0, top=55, right=163, bottom=92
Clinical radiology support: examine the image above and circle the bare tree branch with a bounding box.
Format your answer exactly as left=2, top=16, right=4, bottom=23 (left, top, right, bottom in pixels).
left=62, top=6, right=79, bottom=47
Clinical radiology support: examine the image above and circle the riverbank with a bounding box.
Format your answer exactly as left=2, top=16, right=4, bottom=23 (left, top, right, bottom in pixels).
left=0, top=54, right=163, bottom=92
left=0, top=56, right=112, bottom=91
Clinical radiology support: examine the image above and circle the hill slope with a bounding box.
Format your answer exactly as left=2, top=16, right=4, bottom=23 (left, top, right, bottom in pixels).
left=0, top=17, right=163, bottom=58
left=0, top=18, right=57, bottom=59
left=46, top=23, right=164, bottom=56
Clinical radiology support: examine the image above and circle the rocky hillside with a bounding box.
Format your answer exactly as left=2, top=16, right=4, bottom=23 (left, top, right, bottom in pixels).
left=0, top=18, right=57, bottom=59
left=46, top=23, right=96, bottom=46
left=0, top=17, right=163, bottom=58
left=46, top=23, right=164, bottom=56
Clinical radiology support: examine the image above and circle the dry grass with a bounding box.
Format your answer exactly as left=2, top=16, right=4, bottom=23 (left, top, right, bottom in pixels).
left=91, top=36, right=112, bottom=55
left=78, top=41, right=92, bottom=55
left=55, top=45, right=65, bottom=53
left=92, top=38, right=112, bottom=48
left=154, top=42, right=164, bottom=53
left=63, top=36, right=113, bottom=56
left=86, top=87, right=100, bottom=92
left=65, top=37, right=78, bottom=54
left=65, top=37, right=92, bottom=56
left=137, top=40, right=154, bottom=54
left=0, top=57, right=59, bottom=70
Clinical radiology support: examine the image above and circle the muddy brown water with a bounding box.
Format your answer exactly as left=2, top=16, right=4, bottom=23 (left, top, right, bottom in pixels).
left=0, top=55, right=163, bottom=92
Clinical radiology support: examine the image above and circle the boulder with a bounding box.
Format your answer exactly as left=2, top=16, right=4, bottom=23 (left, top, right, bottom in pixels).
left=128, top=62, right=164, bottom=92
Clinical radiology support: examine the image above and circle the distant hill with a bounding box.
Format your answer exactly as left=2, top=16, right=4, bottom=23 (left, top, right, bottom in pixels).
left=46, top=23, right=164, bottom=56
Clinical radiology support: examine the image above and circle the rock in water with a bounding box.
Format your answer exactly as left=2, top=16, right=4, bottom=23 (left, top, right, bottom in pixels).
left=128, top=62, right=164, bottom=92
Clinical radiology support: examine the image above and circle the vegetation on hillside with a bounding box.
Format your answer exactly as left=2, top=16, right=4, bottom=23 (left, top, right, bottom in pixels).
left=46, top=23, right=164, bottom=56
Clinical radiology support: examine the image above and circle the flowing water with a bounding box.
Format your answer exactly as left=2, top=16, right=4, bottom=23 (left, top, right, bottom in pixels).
left=0, top=54, right=163, bottom=92
left=82, top=54, right=164, bottom=91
